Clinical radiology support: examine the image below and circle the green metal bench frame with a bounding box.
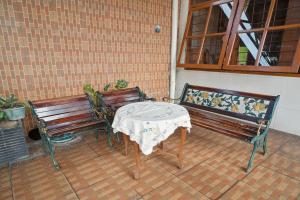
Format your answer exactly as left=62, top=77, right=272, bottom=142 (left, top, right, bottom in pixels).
left=165, top=83, right=280, bottom=172
left=29, top=94, right=105, bottom=169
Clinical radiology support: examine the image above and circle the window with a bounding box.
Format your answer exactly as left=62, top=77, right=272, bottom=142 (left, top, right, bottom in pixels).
left=178, top=0, right=300, bottom=74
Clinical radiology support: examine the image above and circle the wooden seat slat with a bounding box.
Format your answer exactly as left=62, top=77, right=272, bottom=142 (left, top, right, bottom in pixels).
left=47, top=117, right=94, bottom=130
left=190, top=115, right=257, bottom=138
left=191, top=120, right=253, bottom=141
left=190, top=117, right=256, bottom=139
left=187, top=108, right=259, bottom=135
left=35, top=101, right=90, bottom=113
left=45, top=113, right=95, bottom=126
left=48, top=121, right=101, bottom=136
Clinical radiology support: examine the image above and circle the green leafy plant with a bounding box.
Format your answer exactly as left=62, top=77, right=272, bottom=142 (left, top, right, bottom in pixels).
left=103, top=83, right=111, bottom=92
left=115, top=79, right=128, bottom=90
left=0, top=94, right=26, bottom=121
left=83, top=84, right=98, bottom=106
left=103, top=79, right=129, bottom=91
left=0, top=94, right=23, bottom=109
left=0, top=109, right=6, bottom=120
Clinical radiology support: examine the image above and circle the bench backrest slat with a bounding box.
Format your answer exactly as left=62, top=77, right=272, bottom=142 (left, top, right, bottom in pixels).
left=40, top=109, right=93, bottom=122
left=36, top=103, right=91, bottom=118
left=34, top=101, right=90, bottom=114
left=32, top=95, right=88, bottom=108
left=97, top=87, right=144, bottom=112
left=29, top=94, right=96, bottom=126
left=180, top=84, right=280, bottom=123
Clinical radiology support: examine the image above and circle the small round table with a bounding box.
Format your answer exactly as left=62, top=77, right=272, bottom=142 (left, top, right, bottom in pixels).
left=112, top=101, right=191, bottom=179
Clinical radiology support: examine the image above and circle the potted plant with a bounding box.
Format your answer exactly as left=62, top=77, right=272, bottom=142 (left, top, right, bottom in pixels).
left=103, top=79, right=129, bottom=91
left=83, top=84, right=98, bottom=106
left=0, top=94, right=25, bottom=121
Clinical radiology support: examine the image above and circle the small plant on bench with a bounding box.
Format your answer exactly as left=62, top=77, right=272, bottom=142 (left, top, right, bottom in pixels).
left=164, top=83, right=280, bottom=172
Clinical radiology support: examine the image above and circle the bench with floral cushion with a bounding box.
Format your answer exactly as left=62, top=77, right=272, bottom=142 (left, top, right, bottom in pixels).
left=164, top=83, right=280, bottom=172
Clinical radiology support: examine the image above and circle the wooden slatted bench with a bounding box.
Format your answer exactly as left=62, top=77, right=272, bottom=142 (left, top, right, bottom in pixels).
left=29, top=94, right=105, bottom=169
left=164, top=83, right=280, bottom=172
left=96, top=87, right=155, bottom=146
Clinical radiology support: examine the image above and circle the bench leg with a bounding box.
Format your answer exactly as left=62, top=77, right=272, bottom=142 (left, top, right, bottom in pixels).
left=95, top=128, right=99, bottom=142
left=40, top=133, right=49, bottom=154
left=133, top=142, right=141, bottom=180
left=45, top=136, right=60, bottom=170
left=263, top=137, right=268, bottom=156
left=106, top=124, right=113, bottom=147
left=247, top=141, right=258, bottom=172
left=115, top=132, right=120, bottom=143
left=122, top=133, right=129, bottom=156
left=178, top=127, right=187, bottom=169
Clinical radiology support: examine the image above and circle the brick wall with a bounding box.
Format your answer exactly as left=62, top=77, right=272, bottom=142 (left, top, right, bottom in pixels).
left=0, top=0, right=172, bottom=132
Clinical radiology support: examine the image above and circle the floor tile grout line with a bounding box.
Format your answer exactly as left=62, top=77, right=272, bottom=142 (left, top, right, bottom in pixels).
left=215, top=180, right=240, bottom=200
left=8, top=163, right=15, bottom=200
left=217, top=144, right=290, bottom=198
left=256, top=140, right=300, bottom=182
left=60, top=170, right=81, bottom=200
left=277, top=151, right=300, bottom=163
left=171, top=143, right=234, bottom=178
left=259, top=164, right=300, bottom=182
left=138, top=175, right=211, bottom=199
left=171, top=138, right=277, bottom=199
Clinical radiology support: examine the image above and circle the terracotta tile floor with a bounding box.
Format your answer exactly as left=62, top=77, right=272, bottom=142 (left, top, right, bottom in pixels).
left=1, top=126, right=300, bottom=200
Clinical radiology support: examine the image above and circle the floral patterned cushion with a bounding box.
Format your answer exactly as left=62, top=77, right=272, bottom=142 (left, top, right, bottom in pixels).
left=184, top=88, right=270, bottom=119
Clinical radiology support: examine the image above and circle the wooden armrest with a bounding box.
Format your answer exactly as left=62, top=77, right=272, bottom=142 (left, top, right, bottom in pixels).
left=257, top=119, right=268, bottom=125
left=93, top=108, right=105, bottom=119
left=144, top=97, right=156, bottom=101
left=256, top=119, right=268, bottom=136
left=162, top=97, right=180, bottom=103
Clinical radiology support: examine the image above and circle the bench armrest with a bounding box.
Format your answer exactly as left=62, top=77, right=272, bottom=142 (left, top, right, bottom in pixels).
left=93, top=108, right=106, bottom=120
left=162, top=97, right=181, bottom=103
left=144, top=97, right=156, bottom=101
left=257, top=119, right=268, bottom=125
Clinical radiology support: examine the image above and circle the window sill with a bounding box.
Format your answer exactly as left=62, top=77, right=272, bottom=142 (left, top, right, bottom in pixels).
left=178, top=67, right=300, bottom=78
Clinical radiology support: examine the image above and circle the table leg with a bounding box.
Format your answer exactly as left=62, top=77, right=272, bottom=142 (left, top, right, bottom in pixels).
left=159, top=141, right=164, bottom=152
left=178, top=127, right=187, bottom=169
left=134, top=142, right=141, bottom=180
left=122, top=133, right=129, bottom=156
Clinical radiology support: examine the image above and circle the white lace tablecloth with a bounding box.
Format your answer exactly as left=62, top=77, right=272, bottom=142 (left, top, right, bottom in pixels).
left=112, top=101, right=192, bottom=155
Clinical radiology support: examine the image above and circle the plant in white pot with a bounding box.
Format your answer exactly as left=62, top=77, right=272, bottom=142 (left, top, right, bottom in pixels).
left=0, top=94, right=25, bottom=121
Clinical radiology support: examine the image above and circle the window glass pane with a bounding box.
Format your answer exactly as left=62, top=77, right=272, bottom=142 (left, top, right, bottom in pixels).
left=230, top=32, right=263, bottom=65
left=184, top=39, right=202, bottom=64
left=239, top=0, right=271, bottom=30
left=207, top=2, right=233, bottom=33
left=259, top=28, right=300, bottom=66
left=191, top=9, right=209, bottom=36
left=199, top=36, right=223, bottom=64
left=270, top=0, right=300, bottom=26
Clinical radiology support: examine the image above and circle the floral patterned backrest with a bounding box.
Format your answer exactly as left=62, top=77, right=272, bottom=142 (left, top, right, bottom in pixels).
left=182, top=86, right=278, bottom=121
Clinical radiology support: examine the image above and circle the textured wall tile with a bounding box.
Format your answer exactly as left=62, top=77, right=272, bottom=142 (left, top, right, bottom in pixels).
left=0, top=0, right=171, bottom=132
